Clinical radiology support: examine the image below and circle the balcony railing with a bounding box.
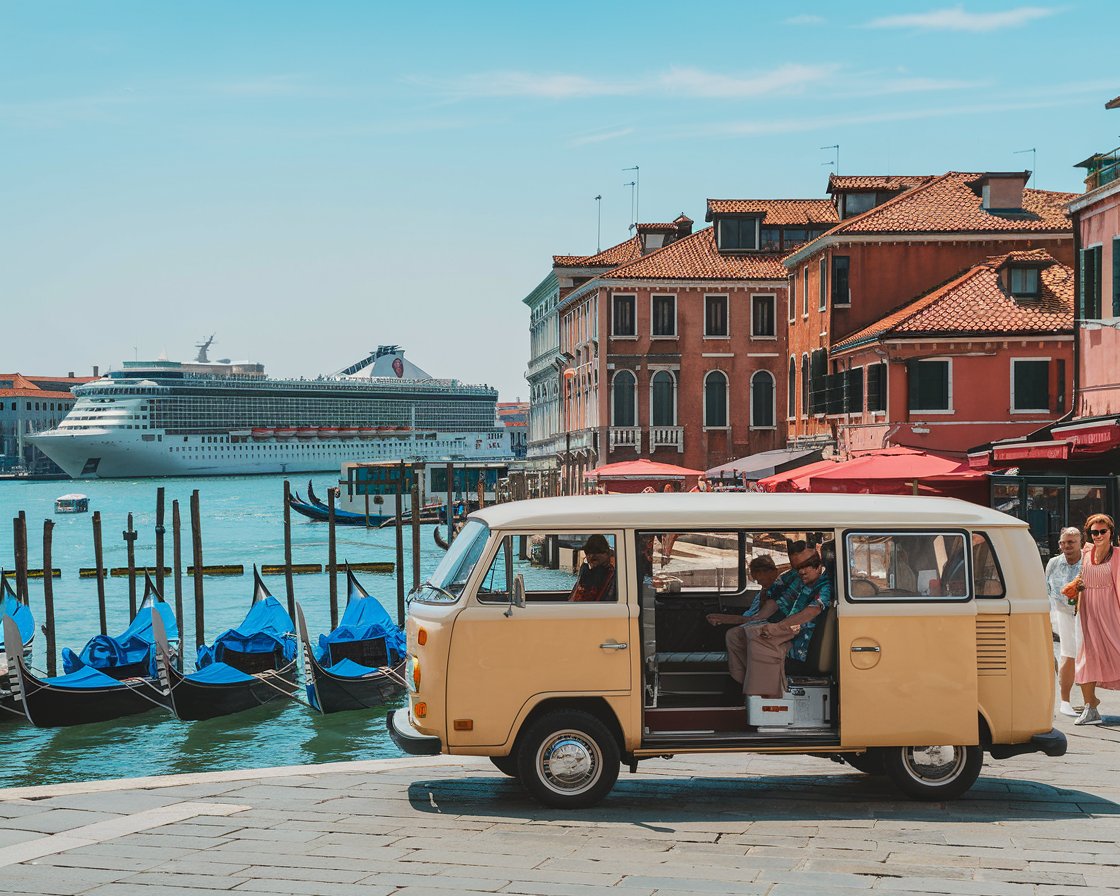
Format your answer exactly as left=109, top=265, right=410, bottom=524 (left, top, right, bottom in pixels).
left=1085, top=147, right=1120, bottom=191
left=609, top=426, right=641, bottom=453
left=651, top=426, right=684, bottom=452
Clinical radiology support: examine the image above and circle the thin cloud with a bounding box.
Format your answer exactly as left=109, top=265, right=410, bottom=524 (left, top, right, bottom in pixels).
left=568, top=127, right=635, bottom=147
left=659, top=64, right=837, bottom=98
left=783, top=14, right=826, bottom=25
left=865, top=5, right=1058, bottom=32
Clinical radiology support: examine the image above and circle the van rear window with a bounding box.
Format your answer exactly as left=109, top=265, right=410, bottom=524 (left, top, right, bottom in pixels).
left=845, top=531, right=971, bottom=601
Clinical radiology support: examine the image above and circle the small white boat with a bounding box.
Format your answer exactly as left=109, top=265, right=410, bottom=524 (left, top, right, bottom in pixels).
left=54, top=494, right=90, bottom=514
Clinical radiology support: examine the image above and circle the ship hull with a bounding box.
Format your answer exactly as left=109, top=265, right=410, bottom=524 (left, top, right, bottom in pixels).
left=30, top=429, right=511, bottom=480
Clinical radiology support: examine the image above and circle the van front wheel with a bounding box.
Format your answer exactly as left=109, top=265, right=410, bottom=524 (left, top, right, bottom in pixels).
left=517, top=710, right=620, bottom=808
left=883, top=744, right=983, bottom=800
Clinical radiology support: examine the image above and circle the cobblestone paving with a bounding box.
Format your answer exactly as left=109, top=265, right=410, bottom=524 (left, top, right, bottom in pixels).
left=0, top=708, right=1117, bottom=896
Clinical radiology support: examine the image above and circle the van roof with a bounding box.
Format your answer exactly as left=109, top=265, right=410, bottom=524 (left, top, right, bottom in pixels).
left=473, top=493, right=1025, bottom=531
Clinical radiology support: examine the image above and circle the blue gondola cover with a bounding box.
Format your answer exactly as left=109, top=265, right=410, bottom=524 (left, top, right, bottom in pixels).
left=42, top=664, right=131, bottom=690
left=197, top=596, right=296, bottom=669
left=1, top=585, right=34, bottom=649
left=316, top=596, right=405, bottom=667
left=62, top=599, right=179, bottom=678
left=183, top=661, right=258, bottom=684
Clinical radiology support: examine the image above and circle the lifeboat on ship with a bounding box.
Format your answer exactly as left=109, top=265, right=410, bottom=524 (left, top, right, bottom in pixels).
left=394, top=426, right=412, bottom=434
left=357, top=427, right=377, bottom=439
left=338, top=427, right=359, bottom=439
left=318, top=427, right=340, bottom=440
left=376, top=426, right=393, bottom=433
left=251, top=428, right=275, bottom=440
left=296, top=427, right=318, bottom=440
left=274, top=427, right=296, bottom=440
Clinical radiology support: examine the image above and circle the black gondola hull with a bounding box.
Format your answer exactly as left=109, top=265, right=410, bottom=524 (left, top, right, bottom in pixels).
left=306, top=657, right=405, bottom=713
left=16, top=672, right=168, bottom=727
left=164, top=659, right=298, bottom=721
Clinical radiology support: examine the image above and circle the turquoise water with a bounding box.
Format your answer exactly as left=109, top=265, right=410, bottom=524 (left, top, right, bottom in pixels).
left=0, top=474, right=444, bottom=789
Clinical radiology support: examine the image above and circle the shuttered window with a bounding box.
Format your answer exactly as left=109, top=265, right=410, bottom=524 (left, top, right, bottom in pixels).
left=908, top=360, right=951, bottom=411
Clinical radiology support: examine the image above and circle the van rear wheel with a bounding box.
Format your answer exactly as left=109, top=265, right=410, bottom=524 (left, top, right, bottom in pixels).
left=883, top=744, right=982, bottom=800
left=517, top=710, right=620, bottom=809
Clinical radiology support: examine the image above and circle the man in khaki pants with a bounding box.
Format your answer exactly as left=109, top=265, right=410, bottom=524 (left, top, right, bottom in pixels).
left=723, top=542, right=833, bottom=700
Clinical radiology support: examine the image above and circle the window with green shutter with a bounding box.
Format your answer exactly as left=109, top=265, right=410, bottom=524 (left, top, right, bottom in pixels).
left=907, top=360, right=950, bottom=411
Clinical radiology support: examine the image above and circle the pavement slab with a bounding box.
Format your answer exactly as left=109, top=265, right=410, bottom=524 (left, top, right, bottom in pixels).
left=0, top=709, right=1116, bottom=894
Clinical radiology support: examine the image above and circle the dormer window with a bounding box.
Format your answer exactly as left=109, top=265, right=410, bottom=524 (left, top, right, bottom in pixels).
left=717, top=216, right=760, bottom=252
left=760, top=227, right=781, bottom=251
left=843, top=192, right=876, bottom=217
left=1009, top=266, right=1040, bottom=298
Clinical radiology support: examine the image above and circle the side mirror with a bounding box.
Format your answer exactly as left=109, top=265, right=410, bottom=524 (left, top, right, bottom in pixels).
left=504, top=574, right=526, bottom=617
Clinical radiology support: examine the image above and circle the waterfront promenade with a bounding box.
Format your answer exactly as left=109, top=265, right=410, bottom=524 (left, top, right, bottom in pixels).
left=0, top=708, right=1117, bottom=896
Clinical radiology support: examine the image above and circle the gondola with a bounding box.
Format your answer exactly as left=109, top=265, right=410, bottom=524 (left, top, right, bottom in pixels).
left=1, top=573, right=35, bottom=722
left=288, top=485, right=386, bottom=526
left=153, top=567, right=298, bottom=721
left=296, top=566, right=406, bottom=714
left=1, top=573, right=175, bottom=728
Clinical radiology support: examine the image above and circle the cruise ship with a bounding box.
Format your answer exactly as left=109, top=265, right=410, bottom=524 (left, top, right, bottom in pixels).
left=29, top=344, right=511, bottom=479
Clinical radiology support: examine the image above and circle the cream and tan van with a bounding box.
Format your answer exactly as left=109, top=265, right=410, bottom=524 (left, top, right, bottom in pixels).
left=388, top=493, right=1066, bottom=808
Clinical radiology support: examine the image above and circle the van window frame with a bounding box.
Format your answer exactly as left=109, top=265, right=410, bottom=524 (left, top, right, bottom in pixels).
left=842, top=527, right=974, bottom=604
left=635, top=528, right=750, bottom=599
left=970, top=531, right=1008, bottom=600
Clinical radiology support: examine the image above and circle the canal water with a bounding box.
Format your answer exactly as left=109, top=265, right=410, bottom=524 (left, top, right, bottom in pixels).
left=0, top=474, right=446, bottom=789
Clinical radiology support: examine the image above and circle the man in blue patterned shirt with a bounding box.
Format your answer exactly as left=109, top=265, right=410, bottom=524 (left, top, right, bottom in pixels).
left=725, top=542, right=832, bottom=699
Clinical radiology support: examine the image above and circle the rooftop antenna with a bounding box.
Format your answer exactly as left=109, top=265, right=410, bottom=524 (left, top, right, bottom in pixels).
left=623, top=165, right=639, bottom=231
left=821, top=144, right=839, bottom=175
left=594, top=194, right=602, bottom=252
left=1013, top=147, right=1037, bottom=187
left=624, top=180, right=637, bottom=231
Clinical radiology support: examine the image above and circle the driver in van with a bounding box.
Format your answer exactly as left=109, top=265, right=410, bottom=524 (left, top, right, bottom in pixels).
left=568, top=534, right=617, bottom=602
left=722, top=542, right=833, bottom=700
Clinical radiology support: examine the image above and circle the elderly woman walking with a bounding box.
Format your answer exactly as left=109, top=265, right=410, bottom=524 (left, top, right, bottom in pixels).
left=1063, top=513, right=1120, bottom=725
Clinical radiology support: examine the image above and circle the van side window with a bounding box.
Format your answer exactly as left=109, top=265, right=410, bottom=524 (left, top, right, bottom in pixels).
left=476, top=533, right=618, bottom=604
left=846, top=531, right=971, bottom=601
left=971, top=532, right=1006, bottom=598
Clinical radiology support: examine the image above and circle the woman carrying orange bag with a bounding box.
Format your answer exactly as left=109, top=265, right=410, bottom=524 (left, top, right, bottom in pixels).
left=1062, top=513, right=1120, bottom=725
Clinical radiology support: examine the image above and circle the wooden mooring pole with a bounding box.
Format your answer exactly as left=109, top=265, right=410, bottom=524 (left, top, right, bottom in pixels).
left=124, top=512, right=138, bottom=617
left=14, top=511, right=29, bottom=605
left=445, top=462, right=454, bottom=546
left=283, top=479, right=295, bottom=623
left=395, top=464, right=405, bottom=627
left=172, top=499, right=184, bottom=668
left=328, top=487, right=339, bottom=630
left=42, top=519, right=56, bottom=676
left=190, top=489, right=205, bottom=650
left=155, top=487, right=166, bottom=597
left=92, top=511, right=108, bottom=636
left=411, top=482, right=421, bottom=593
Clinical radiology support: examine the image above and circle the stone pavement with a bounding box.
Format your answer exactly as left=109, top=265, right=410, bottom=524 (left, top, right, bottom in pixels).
left=0, top=708, right=1118, bottom=896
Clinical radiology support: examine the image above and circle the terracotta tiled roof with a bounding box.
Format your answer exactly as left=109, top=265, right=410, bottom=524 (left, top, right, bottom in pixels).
left=827, top=174, right=932, bottom=193
left=704, top=199, right=838, bottom=226
left=1106, top=95, right=1120, bottom=110
left=832, top=249, right=1074, bottom=354
left=601, top=226, right=789, bottom=280
left=553, top=235, right=642, bottom=268
left=824, top=172, right=1075, bottom=236
left=0, top=373, right=88, bottom=400
left=637, top=222, right=681, bottom=232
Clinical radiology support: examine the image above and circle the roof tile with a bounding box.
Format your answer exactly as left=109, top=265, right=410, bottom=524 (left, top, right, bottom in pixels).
left=601, top=227, right=789, bottom=280
left=832, top=249, right=1074, bottom=352
left=705, top=199, right=838, bottom=226
left=827, top=174, right=932, bottom=193
left=553, top=235, right=642, bottom=268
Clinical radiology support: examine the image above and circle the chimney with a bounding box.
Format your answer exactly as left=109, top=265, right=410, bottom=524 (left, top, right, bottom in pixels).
left=92, top=365, right=99, bottom=377
left=68, top=371, right=74, bottom=378
left=673, top=213, right=694, bottom=237
left=978, top=171, right=1030, bottom=211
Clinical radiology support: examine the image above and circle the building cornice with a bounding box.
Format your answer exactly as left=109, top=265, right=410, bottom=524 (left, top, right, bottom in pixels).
left=1067, top=178, right=1120, bottom=214
left=522, top=271, right=560, bottom=308
left=782, top=230, right=1073, bottom=269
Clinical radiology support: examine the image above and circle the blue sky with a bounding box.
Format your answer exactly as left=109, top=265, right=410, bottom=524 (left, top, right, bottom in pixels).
left=2, top=2, right=1116, bottom=400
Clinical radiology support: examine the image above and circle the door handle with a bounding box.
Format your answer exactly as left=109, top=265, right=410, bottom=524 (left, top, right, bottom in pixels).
left=600, top=642, right=628, bottom=650
left=850, top=645, right=880, bottom=653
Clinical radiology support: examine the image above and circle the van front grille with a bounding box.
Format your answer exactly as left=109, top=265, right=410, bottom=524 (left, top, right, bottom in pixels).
left=976, top=616, right=1009, bottom=676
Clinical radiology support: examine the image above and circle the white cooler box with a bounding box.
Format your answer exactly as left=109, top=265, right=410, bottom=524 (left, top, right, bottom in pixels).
left=747, top=685, right=831, bottom=729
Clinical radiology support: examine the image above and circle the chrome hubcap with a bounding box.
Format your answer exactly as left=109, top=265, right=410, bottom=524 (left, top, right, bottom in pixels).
left=538, top=731, right=600, bottom=794
left=904, top=745, right=965, bottom=784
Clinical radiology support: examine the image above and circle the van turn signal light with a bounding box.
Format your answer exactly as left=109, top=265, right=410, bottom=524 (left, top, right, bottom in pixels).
left=453, top=719, right=474, bottom=731
left=414, top=702, right=427, bottom=718
left=417, top=628, right=427, bottom=646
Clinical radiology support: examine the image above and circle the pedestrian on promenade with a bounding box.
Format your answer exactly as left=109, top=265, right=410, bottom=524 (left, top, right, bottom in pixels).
left=1062, top=513, right=1120, bottom=725
left=1046, top=526, right=1083, bottom=717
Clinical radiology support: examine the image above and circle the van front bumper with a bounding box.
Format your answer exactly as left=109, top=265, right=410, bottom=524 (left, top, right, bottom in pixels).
left=988, top=728, right=1067, bottom=760
left=387, top=708, right=443, bottom=756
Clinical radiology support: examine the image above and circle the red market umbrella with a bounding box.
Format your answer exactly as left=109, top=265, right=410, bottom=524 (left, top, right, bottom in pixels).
left=757, top=459, right=839, bottom=493
left=806, top=447, right=989, bottom=502
left=585, top=459, right=704, bottom=493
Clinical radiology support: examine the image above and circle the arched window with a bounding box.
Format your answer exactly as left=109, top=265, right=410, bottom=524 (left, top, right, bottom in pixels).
left=650, top=370, right=676, bottom=426
left=787, top=357, right=796, bottom=419
left=801, top=354, right=810, bottom=417
left=611, top=370, right=636, bottom=426
left=751, top=371, right=775, bottom=429
left=704, top=371, right=728, bottom=428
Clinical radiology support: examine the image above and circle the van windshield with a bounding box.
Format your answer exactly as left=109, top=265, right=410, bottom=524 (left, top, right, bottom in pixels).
left=411, top=519, right=490, bottom=604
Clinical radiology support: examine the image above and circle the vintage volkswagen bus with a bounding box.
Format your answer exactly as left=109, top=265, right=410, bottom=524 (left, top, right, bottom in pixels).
left=389, top=493, right=1066, bottom=807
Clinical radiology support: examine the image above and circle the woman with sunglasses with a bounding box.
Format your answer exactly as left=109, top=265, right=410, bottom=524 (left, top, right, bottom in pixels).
left=1063, top=513, right=1120, bottom=725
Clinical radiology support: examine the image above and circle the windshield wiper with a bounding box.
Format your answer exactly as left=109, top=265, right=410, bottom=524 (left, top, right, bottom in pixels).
left=409, top=580, right=457, bottom=602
